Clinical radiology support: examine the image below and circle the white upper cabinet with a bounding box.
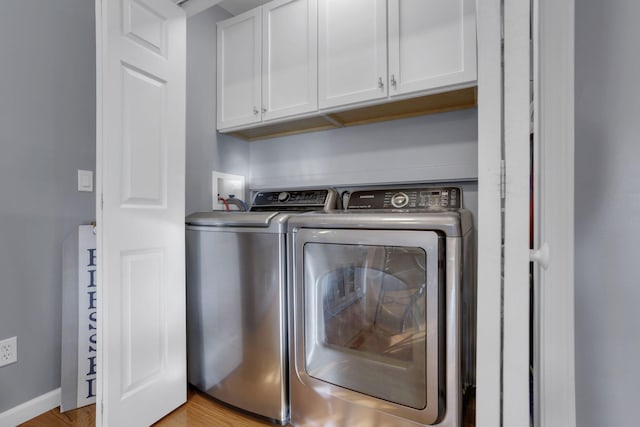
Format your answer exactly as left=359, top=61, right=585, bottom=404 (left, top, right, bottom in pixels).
left=318, top=0, right=388, bottom=109
left=216, top=0, right=478, bottom=135
left=217, top=8, right=262, bottom=129
left=262, top=0, right=318, bottom=121
left=388, top=0, right=477, bottom=97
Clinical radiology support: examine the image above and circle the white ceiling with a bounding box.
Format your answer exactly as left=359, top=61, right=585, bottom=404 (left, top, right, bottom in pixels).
left=177, top=0, right=222, bottom=17
left=217, top=0, right=271, bottom=16
left=178, top=0, right=270, bottom=19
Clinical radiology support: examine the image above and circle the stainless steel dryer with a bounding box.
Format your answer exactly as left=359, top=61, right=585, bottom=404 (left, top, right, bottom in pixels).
left=185, top=189, right=338, bottom=424
left=287, top=187, right=475, bottom=427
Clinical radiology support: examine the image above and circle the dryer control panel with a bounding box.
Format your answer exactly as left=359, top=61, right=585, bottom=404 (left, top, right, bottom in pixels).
left=347, top=187, right=462, bottom=210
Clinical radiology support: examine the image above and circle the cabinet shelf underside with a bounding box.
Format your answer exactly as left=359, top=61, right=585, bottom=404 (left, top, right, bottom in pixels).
left=226, top=87, right=478, bottom=142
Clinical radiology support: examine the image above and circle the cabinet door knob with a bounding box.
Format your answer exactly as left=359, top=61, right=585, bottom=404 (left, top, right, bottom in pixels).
left=253, top=107, right=259, bottom=115
left=378, top=77, right=384, bottom=90
left=262, top=107, right=267, bottom=113
left=391, top=74, right=397, bottom=88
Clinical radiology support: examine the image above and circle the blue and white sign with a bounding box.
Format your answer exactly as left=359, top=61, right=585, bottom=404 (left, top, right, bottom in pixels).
left=61, top=225, right=97, bottom=412
left=76, top=226, right=97, bottom=407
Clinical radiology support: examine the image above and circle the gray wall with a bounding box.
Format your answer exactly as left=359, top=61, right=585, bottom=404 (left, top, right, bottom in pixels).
left=0, top=0, right=96, bottom=413
left=249, top=109, right=478, bottom=190
left=575, top=0, right=640, bottom=425
left=186, top=6, right=250, bottom=215
left=247, top=108, right=478, bottom=218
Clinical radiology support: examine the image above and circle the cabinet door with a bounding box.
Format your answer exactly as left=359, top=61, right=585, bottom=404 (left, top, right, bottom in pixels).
left=262, top=0, right=318, bottom=121
left=217, top=9, right=262, bottom=129
left=388, top=0, right=477, bottom=97
left=318, top=0, right=387, bottom=109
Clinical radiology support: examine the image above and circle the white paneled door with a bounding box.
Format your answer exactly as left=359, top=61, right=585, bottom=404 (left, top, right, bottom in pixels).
left=96, top=0, right=186, bottom=425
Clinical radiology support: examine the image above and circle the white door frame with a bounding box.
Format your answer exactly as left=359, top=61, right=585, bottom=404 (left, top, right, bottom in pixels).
left=502, top=0, right=532, bottom=425
left=532, top=0, right=576, bottom=425
left=475, top=0, right=504, bottom=425
left=477, top=0, right=576, bottom=425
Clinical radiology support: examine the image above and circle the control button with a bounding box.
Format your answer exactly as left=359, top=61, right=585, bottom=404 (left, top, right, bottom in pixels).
left=391, top=192, right=409, bottom=208
left=278, top=192, right=290, bottom=202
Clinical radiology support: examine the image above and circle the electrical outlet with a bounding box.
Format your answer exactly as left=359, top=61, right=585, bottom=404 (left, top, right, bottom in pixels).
left=212, top=171, right=245, bottom=210
left=0, top=336, right=17, bottom=367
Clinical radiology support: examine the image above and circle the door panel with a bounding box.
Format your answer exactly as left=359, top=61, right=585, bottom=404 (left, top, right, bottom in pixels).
left=262, top=0, right=317, bottom=120
left=96, top=0, right=186, bottom=425
left=121, top=65, right=167, bottom=207
left=318, top=0, right=387, bottom=108
left=388, top=0, right=477, bottom=96
left=124, top=0, right=167, bottom=55
left=217, top=9, right=262, bottom=129
left=120, top=249, right=166, bottom=396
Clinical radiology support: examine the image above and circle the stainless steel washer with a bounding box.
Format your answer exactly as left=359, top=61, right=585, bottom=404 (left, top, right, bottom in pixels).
left=287, top=187, right=475, bottom=427
left=185, top=189, right=338, bottom=424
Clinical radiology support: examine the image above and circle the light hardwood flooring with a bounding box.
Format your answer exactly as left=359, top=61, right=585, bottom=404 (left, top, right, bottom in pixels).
left=20, top=388, right=278, bottom=427
left=21, top=387, right=475, bottom=426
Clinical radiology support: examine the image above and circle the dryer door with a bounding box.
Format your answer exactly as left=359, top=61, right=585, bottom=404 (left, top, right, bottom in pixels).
left=292, top=228, right=445, bottom=424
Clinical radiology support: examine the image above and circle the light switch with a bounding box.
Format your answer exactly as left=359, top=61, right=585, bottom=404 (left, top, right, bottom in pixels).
left=78, top=170, right=93, bottom=192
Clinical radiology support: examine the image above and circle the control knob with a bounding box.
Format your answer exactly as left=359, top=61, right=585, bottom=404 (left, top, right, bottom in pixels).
left=390, top=192, right=409, bottom=208
left=278, top=191, right=290, bottom=202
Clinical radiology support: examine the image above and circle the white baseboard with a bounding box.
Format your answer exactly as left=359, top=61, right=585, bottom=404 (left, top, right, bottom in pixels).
left=0, top=388, right=61, bottom=427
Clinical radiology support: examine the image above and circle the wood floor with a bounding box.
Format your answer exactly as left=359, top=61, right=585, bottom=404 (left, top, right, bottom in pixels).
left=21, top=387, right=474, bottom=426
left=20, top=388, right=277, bottom=427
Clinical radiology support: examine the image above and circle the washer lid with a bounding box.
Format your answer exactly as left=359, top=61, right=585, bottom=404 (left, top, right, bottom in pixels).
left=185, top=211, right=279, bottom=227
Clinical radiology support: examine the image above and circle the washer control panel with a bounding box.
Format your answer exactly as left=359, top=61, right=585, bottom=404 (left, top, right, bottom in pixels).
left=251, top=189, right=338, bottom=211
left=347, top=187, right=461, bottom=210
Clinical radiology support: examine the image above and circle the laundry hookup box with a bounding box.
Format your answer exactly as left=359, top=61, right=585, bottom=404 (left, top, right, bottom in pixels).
left=61, top=225, right=97, bottom=412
